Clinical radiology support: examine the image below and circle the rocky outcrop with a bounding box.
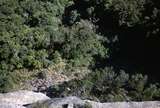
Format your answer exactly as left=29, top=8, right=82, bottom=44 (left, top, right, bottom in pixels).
left=86, top=100, right=160, bottom=108
left=0, top=102, right=26, bottom=108
left=0, top=90, right=160, bottom=108
left=26, top=96, right=85, bottom=108
left=0, top=90, right=50, bottom=105
left=27, top=96, right=160, bottom=108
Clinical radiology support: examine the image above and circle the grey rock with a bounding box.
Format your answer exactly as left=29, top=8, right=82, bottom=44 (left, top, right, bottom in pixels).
left=27, top=96, right=85, bottom=108
left=0, top=90, right=160, bottom=108
left=0, top=90, right=50, bottom=105
left=86, top=100, right=160, bottom=108
left=28, top=96, right=160, bottom=108
left=0, top=102, right=26, bottom=108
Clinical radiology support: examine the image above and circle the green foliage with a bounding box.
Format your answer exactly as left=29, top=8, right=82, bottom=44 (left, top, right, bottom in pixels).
left=104, top=0, right=145, bottom=26
left=64, top=0, right=146, bottom=26
left=0, top=0, right=107, bottom=92
left=0, top=0, right=160, bottom=102
left=61, top=20, right=107, bottom=67
left=84, top=102, right=92, bottom=108
left=48, top=67, right=160, bottom=102
left=0, top=69, right=20, bottom=92
left=0, top=0, right=67, bottom=70
left=0, top=0, right=68, bottom=92
left=128, top=74, right=160, bottom=101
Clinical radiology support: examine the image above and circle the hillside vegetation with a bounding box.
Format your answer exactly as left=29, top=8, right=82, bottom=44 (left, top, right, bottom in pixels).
left=0, top=0, right=160, bottom=101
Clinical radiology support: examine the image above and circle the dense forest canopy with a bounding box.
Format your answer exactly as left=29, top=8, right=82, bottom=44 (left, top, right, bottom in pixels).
left=0, top=0, right=160, bottom=101
left=63, top=0, right=160, bottom=79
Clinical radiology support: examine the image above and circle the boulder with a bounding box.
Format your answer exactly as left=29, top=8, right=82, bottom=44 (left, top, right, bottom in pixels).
left=27, top=96, right=160, bottom=108
left=0, top=90, right=50, bottom=105
left=85, top=100, right=160, bottom=108
left=0, top=102, right=26, bottom=108
left=26, top=96, right=84, bottom=108
left=0, top=91, right=160, bottom=108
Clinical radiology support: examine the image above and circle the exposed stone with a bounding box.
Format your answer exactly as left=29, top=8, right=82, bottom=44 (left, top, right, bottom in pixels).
left=0, top=91, right=160, bottom=108
left=0, top=90, right=50, bottom=105
left=26, top=96, right=84, bottom=108
left=0, top=102, right=26, bottom=108
left=27, top=97, right=160, bottom=108
left=27, top=96, right=160, bottom=108
left=86, top=100, right=160, bottom=108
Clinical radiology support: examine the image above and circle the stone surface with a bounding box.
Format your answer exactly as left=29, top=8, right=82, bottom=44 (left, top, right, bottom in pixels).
left=27, top=96, right=160, bottom=108
left=27, top=96, right=84, bottom=108
left=86, top=100, right=160, bottom=108
left=0, top=102, right=26, bottom=108
left=0, top=91, right=160, bottom=108
left=0, top=90, right=50, bottom=105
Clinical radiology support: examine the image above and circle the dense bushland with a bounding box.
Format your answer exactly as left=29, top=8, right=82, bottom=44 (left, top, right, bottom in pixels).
left=0, top=0, right=160, bottom=101
left=63, top=0, right=160, bottom=76
left=47, top=67, right=160, bottom=102
left=0, top=0, right=107, bottom=92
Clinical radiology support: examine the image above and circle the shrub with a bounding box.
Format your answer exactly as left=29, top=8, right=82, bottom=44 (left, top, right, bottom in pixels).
left=63, top=0, right=146, bottom=26
left=0, top=0, right=107, bottom=92
left=48, top=67, right=160, bottom=102
left=84, top=102, right=92, bottom=108
left=61, top=20, right=107, bottom=67
left=0, top=0, right=69, bottom=92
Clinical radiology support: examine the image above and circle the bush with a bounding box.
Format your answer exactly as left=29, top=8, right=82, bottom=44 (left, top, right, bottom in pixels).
left=0, top=0, right=69, bottom=92
left=61, top=20, right=107, bottom=67
left=0, top=0, right=107, bottom=92
left=1, top=0, right=160, bottom=102
left=63, top=0, right=146, bottom=26
left=0, top=69, right=19, bottom=93
left=48, top=67, right=160, bottom=102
